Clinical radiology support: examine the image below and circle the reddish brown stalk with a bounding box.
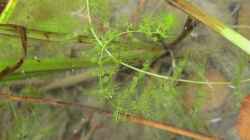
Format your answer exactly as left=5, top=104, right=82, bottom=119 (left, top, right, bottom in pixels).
left=0, top=93, right=218, bottom=140
left=165, top=16, right=197, bottom=50
left=0, top=25, right=27, bottom=80
left=237, top=95, right=250, bottom=140
left=151, top=17, right=197, bottom=69
left=125, top=115, right=217, bottom=140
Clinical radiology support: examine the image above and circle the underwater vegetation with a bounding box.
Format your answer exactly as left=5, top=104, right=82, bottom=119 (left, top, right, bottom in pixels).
left=1, top=0, right=250, bottom=140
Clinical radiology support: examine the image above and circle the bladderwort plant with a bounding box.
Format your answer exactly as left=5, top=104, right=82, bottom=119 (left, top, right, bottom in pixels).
left=85, top=0, right=214, bottom=135
left=1, top=0, right=250, bottom=139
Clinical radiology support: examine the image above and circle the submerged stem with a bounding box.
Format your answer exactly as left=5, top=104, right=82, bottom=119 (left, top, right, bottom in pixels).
left=0, top=0, right=17, bottom=23
left=167, top=0, right=250, bottom=55
left=0, top=92, right=219, bottom=140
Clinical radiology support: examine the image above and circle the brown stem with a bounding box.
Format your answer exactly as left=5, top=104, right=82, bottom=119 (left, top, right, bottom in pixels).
left=151, top=17, right=197, bottom=70
left=0, top=25, right=27, bottom=80
left=0, top=92, right=219, bottom=140
left=164, top=16, right=197, bottom=50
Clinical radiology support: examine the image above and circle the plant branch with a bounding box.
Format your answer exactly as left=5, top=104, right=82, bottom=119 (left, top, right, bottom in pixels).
left=167, top=0, right=250, bottom=55
left=0, top=92, right=219, bottom=140
left=164, top=16, right=197, bottom=50
left=0, top=24, right=92, bottom=43
left=0, top=25, right=27, bottom=80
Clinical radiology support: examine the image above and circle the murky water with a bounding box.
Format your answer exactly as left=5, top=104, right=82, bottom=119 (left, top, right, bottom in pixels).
left=1, top=0, right=250, bottom=140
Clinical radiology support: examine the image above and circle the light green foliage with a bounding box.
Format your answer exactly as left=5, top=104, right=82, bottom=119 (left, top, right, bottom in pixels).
left=138, top=13, right=176, bottom=40
left=6, top=107, right=56, bottom=140
left=221, top=27, right=250, bottom=55
left=89, top=0, right=112, bottom=24
left=0, top=4, right=191, bottom=140
left=1, top=0, right=243, bottom=139
left=0, top=94, right=53, bottom=139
